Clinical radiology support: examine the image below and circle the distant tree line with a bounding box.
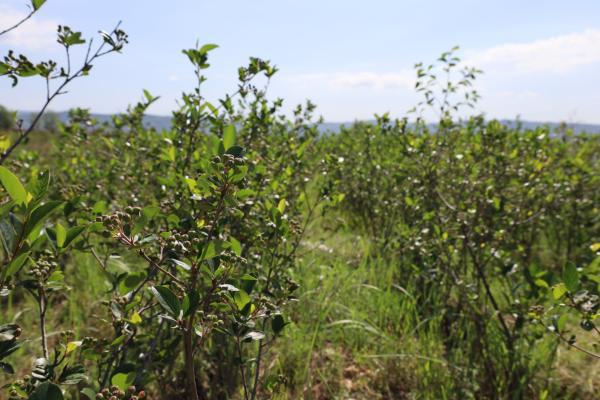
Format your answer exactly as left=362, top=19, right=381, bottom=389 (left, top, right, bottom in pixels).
left=0, top=104, right=61, bottom=132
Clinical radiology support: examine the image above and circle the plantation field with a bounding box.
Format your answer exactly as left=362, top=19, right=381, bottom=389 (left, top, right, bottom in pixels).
left=1, top=98, right=599, bottom=399
left=0, top=6, right=599, bottom=399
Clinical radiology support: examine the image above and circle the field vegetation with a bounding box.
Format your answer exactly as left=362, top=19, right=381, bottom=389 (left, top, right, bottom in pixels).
left=0, top=2, right=598, bottom=399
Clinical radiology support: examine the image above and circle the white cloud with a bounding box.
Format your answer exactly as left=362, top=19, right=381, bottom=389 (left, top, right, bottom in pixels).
left=0, top=5, right=57, bottom=50
left=291, top=29, right=600, bottom=93
left=466, top=29, right=600, bottom=74
left=296, top=70, right=414, bottom=90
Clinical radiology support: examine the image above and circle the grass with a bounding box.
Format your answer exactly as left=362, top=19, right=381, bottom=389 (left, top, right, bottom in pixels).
left=260, top=216, right=600, bottom=399
left=1, top=213, right=598, bottom=399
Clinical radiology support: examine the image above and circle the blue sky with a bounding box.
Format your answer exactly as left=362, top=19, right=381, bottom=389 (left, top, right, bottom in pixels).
left=2, top=0, right=600, bottom=123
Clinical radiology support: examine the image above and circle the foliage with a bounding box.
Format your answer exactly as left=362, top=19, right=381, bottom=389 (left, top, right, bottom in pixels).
left=0, top=5, right=598, bottom=399
left=0, top=106, right=15, bottom=131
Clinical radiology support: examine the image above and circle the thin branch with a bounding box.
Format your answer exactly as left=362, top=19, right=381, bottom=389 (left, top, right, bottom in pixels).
left=549, top=327, right=600, bottom=359
left=436, top=189, right=457, bottom=211
left=0, top=22, right=123, bottom=164
left=236, top=335, right=251, bottom=400
left=137, top=248, right=185, bottom=287
left=0, top=8, right=36, bottom=37
left=38, top=286, right=49, bottom=359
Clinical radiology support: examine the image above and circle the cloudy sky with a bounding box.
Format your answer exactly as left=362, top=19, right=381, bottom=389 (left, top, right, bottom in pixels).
left=2, top=0, right=600, bottom=123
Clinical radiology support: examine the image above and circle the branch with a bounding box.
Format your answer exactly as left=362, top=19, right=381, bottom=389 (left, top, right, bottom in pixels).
left=0, top=22, right=125, bottom=164
left=0, top=8, right=36, bottom=37
left=549, top=327, right=600, bottom=359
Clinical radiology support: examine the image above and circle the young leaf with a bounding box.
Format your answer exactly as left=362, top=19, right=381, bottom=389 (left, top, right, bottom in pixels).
left=129, top=311, right=142, bottom=325
left=31, top=0, right=47, bottom=11
left=199, top=43, right=219, bottom=54
left=277, top=198, right=286, bottom=214
left=111, top=372, right=135, bottom=391
left=56, top=223, right=67, bottom=248
left=552, top=283, right=567, bottom=300
left=229, top=236, right=242, bottom=256
left=223, top=124, right=236, bottom=150
left=65, top=341, right=82, bottom=355
left=143, top=89, right=155, bottom=103
left=233, top=289, right=251, bottom=311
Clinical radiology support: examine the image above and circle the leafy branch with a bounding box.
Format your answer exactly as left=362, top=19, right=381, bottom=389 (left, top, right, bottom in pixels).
left=0, top=23, right=128, bottom=164
left=0, top=0, right=47, bottom=37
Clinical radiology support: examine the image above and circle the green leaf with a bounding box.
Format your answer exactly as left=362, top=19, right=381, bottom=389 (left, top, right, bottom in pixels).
left=55, top=223, right=66, bottom=248
left=129, top=311, right=142, bottom=325
left=277, top=198, right=286, bottom=214
left=236, top=189, right=255, bottom=200
left=63, top=31, right=85, bottom=47
left=31, top=0, right=46, bottom=11
left=233, top=289, right=251, bottom=311
left=202, top=240, right=227, bottom=260
left=0, top=166, right=28, bottom=205
left=223, top=124, right=236, bottom=150
left=271, top=314, right=286, bottom=334
left=563, top=264, right=579, bottom=293
left=111, top=372, right=135, bottom=391
left=552, top=283, right=567, bottom=300
left=240, top=274, right=257, bottom=294
left=199, top=43, right=219, bottom=54
left=28, top=382, right=63, bottom=400
left=229, top=237, right=242, bottom=256
left=556, top=314, right=568, bottom=332
left=182, top=290, right=200, bottom=316
left=46, top=270, right=66, bottom=291
left=143, top=89, right=155, bottom=102
left=65, top=341, right=82, bottom=354
left=80, top=388, right=97, bottom=400
left=150, top=286, right=181, bottom=316
left=91, top=200, right=107, bottom=214
left=118, top=272, right=145, bottom=295
left=23, top=201, right=62, bottom=239
left=63, top=226, right=85, bottom=248
left=534, top=279, right=549, bottom=289
left=2, top=252, right=29, bottom=280
left=29, top=170, right=50, bottom=201
left=0, top=62, right=10, bottom=75
left=225, top=145, right=244, bottom=157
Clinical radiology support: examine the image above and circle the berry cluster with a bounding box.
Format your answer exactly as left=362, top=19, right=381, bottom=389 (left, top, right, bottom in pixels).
left=96, top=385, right=146, bottom=400
left=28, top=251, right=58, bottom=283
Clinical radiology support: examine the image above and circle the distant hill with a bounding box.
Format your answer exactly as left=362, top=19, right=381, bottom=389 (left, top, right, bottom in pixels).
left=17, top=111, right=600, bottom=135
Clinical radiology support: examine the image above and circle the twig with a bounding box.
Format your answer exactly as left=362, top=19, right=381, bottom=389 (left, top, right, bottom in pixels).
left=0, top=22, right=123, bottom=164
left=549, top=327, right=600, bottom=359
left=0, top=8, right=36, bottom=37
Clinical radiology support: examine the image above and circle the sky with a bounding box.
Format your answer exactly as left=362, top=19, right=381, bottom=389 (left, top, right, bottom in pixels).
left=1, top=0, right=600, bottom=123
